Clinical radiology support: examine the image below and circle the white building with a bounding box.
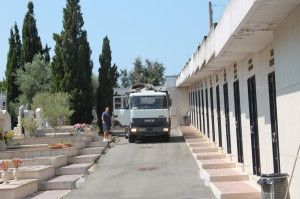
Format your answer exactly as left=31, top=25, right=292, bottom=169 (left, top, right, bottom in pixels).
left=0, top=92, right=6, bottom=110
left=176, top=0, right=300, bottom=198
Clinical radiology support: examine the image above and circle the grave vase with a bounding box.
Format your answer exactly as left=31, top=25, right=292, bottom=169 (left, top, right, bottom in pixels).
left=13, top=168, right=20, bottom=181
left=2, top=171, right=9, bottom=184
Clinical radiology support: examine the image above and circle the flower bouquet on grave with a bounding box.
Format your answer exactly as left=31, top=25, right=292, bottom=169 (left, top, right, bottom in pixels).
left=12, top=158, right=23, bottom=181
left=0, top=160, right=10, bottom=184
left=73, top=123, right=86, bottom=134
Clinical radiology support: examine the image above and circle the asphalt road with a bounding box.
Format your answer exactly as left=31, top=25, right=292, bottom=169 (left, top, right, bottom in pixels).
left=64, top=129, right=215, bottom=199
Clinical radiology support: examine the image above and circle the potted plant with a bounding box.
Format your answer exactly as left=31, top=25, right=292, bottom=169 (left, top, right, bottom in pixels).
left=22, top=118, right=38, bottom=137
left=0, top=129, right=15, bottom=150
left=4, top=130, right=15, bottom=147
left=11, top=158, right=23, bottom=181
left=0, top=160, right=10, bottom=184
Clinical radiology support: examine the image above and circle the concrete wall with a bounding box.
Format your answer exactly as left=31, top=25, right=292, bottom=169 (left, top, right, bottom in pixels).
left=274, top=5, right=300, bottom=198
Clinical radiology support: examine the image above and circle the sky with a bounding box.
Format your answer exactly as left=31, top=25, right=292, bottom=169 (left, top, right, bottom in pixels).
left=0, top=0, right=228, bottom=79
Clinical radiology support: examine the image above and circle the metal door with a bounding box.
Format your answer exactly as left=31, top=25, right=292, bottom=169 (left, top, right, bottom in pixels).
left=216, top=86, right=222, bottom=147
left=223, top=83, right=231, bottom=154
left=247, top=76, right=261, bottom=175
left=268, top=72, right=281, bottom=173
left=210, top=87, right=215, bottom=142
left=205, top=89, right=210, bottom=138
left=233, top=80, right=244, bottom=163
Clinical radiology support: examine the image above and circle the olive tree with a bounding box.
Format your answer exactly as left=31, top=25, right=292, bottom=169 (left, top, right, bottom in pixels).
left=32, top=92, right=73, bottom=136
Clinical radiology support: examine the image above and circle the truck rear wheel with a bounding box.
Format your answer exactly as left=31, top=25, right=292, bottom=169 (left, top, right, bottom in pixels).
left=129, top=134, right=136, bottom=143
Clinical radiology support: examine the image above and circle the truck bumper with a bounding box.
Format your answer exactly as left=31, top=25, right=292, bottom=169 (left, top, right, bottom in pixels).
left=130, top=127, right=170, bottom=137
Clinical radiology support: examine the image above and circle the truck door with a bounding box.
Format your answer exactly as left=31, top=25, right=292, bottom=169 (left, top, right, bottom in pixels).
left=113, top=96, right=130, bottom=128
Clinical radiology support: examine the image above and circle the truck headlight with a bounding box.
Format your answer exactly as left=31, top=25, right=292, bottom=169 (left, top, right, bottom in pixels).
left=131, top=128, right=137, bottom=133
left=163, top=128, right=169, bottom=132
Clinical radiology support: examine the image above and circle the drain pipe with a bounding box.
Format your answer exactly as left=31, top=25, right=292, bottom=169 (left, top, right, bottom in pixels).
left=285, top=144, right=300, bottom=199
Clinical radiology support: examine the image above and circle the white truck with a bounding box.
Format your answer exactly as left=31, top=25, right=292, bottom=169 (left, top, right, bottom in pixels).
left=112, top=84, right=172, bottom=143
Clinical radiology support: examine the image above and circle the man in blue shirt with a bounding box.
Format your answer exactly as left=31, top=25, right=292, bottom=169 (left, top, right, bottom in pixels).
left=102, top=107, right=111, bottom=142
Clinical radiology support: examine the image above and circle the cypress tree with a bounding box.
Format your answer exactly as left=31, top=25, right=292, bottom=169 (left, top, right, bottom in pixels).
left=52, top=0, right=93, bottom=123
left=97, top=36, right=119, bottom=131
left=6, top=29, right=16, bottom=107
left=5, top=23, right=22, bottom=126
left=21, top=1, right=42, bottom=65
left=42, top=44, right=51, bottom=62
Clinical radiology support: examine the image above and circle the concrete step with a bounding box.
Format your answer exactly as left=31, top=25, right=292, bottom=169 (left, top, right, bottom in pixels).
left=79, top=147, right=105, bottom=155
left=210, top=181, right=261, bottom=199
left=1, top=147, right=78, bottom=160
left=183, top=135, right=203, bottom=139
left=56, top=163, right=93, bottom=175
left=197, top=159, right=236, bottom=169
left=16, top=155, right=68, bottom=168
left=194, top=152, right=226, bottom=160
left=0, top=179, right=38, bottom=199
left=203, top=168, right=249, bottom=183
left=6, top=165, right=55, bottom=181
left=40, top=175, right=84, bottom=190
left=192, top=147, right=218, bottom=153
left=185, top=138, right=209, bottom=143
left=69, top=154, right=101, bottom=164
left=26, top=190, right=71, bottom=199
left=86, top=141, right=106, bottom=148
left=188, top=142, right=214, bottom=148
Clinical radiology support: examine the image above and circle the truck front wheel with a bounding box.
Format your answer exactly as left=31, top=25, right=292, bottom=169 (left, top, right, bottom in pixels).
left=163, top=134, right=170, bottom=142
left=129, top=134, right=136, bottom=143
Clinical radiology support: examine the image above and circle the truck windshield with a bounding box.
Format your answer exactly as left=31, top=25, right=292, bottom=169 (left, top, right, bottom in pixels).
left=130, top=95, right=167, bottom=109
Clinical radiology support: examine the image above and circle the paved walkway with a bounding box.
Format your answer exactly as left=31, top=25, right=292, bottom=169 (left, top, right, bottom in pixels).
left=64, top=129, right=215, bottom=199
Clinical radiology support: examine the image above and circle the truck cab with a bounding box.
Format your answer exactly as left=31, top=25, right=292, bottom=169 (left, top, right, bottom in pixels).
left=112, top=84, right=171, bottom=143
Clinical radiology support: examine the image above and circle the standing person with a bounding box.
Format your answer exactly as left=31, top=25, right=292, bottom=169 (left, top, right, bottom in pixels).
left=102, top=107, right=111, bottom=142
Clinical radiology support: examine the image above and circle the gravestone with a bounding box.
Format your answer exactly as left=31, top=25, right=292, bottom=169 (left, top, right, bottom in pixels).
left=35, top=108, right=45, bottom=130
left=0, top=109, right=11, bottom=131
left=15, top=105, right=25, bottom=135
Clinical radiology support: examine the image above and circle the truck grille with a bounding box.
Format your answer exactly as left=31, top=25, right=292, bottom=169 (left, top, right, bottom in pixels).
left=132, top=118, right=167, bottom=127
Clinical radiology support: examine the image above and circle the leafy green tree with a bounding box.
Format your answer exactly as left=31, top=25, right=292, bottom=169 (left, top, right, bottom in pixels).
left=144, top=59, right=165, bottom=86
left=21, top=1, right=42, bottom=65
left=97, top=36, right=119, bottom=131
left=133, top=57, right=144, bottom=84
left=5, top=23, right=22, bottom=126
left=0, top=79, right=6, bottom=92
left=120, top=69, right=130, bottom=88
left=16, top=54, right=51, bottom=104
left=119, top=58, right=166, bottom=87
left=32, top=92, right=74, bottom=136
left=52, top=0, right=93, bottom=123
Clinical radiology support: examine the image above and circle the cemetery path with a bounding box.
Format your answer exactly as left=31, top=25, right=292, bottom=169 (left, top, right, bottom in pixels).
left=63, top=129, right=214, bottom=199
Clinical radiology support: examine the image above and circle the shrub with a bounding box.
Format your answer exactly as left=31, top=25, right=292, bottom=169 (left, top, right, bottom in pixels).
left=21, top=118, right=38, bottom=136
